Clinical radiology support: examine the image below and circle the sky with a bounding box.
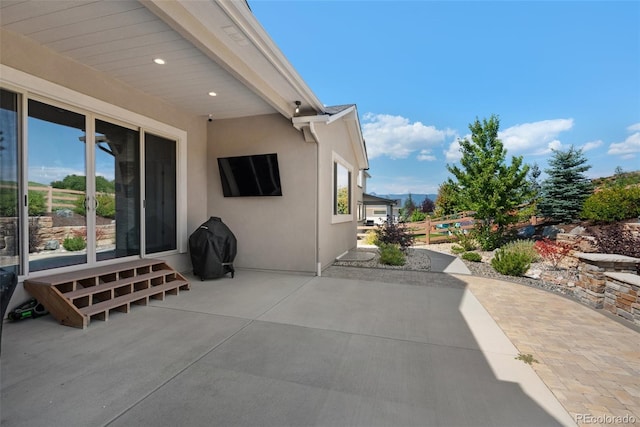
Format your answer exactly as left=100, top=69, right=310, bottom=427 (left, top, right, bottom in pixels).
left=250, top=0, right=640, bottom=196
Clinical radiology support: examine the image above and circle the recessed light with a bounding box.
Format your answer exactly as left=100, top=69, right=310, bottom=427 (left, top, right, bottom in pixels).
left=153, top=58, right=166, bottom=65
left=208, top=91, right=217, bottom=97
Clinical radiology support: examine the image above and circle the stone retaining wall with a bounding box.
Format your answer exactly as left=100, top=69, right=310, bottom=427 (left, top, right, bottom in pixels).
left=575, top=253, right=640, bottom=325
left=604, top=272, right=640, bottom=326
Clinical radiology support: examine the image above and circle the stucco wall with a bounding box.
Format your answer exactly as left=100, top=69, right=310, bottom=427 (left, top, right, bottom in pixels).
left=314, top=119, right=360, bottom=270
left=207, top=114, right=317, bottom=274
left=1, top=28, right=207, bottom=303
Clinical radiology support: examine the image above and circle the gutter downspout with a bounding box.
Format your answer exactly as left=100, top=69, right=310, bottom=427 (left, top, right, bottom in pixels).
left=309, top=122, right=322, bottom=276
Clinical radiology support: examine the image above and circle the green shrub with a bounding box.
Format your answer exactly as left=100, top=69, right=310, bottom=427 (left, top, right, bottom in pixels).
left=363, top=230, right=378, bottom=245
left=451, top=245, right=466, bottom=254
left=27, top=190, right=46, bottom=215
left=505, top=239, right=539, bottom=262
left=0, top=191, right=19, bottom=216
left=472, top=224, right=505, bottom=251
left=581, top=186, right=640, bottom=222
left=62, top=235, right=86, bottom=251
left=490, top=240, right=538, bottom=276
left=378, top=243, right=406, bottom=266
left=96, top=193, right=115, bottom=218
left=452, top=228, right=477, bottom=251
left=461, top=251, right=482, bottom=262
left=410, top=209, right=426, bottom=222
left=74, top=193, right=116, bottom=218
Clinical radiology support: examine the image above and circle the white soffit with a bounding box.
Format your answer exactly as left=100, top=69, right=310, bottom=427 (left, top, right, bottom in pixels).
left=0, top=0, right=316, bottom=119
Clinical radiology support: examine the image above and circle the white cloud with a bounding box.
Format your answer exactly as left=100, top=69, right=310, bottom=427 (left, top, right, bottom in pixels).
left=362, top=113, right=455, bottom=160
left=499, top=119, right=574, bottom=154
left=608, top=128, right=640, bottom=157
left=581, top=140, right=603, bottom=152
left=416, top=149, right=436, bottom=161
left=444, top=137, right=464, bottom=162
left=444, top=118, right=574, bottom=162
left=627, top=122, right=640, bottom=132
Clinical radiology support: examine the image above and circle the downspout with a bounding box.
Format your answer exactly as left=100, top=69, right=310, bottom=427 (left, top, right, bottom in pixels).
left=309, top=122, right=322, bottom=276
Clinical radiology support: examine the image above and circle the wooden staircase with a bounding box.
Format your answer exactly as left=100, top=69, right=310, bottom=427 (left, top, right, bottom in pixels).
left=24, top=259, right=190, bottom=329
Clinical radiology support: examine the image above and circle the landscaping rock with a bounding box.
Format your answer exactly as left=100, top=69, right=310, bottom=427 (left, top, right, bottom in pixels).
left=44, top=240, right=59, bottom=250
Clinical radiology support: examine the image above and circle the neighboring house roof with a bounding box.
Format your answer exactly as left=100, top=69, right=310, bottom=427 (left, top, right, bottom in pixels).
left=363, top=194, right=399, bottom=206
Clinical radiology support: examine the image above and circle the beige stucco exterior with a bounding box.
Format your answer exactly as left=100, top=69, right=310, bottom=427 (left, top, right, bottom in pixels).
left=1, top=2, right=368, bottom=314
left=207, top=114, right=317, bottom=274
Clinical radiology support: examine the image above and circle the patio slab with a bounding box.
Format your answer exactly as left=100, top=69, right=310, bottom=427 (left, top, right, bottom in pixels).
left=109, top=321, right=561, bottom=427
left=1, top=269, right=574, bottom=427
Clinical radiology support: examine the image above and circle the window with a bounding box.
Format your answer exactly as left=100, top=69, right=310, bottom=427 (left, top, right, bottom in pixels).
left=333, top=154, right=352, bottom=221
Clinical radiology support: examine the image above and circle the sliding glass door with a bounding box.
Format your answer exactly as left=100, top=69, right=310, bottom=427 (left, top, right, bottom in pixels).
left=1, top=87, right=180, bottom=277
left=95, top=119, right=140, bottom=261
left=28, top=99, right=87, bottom=272
left=144, top=133, right=176, bottom=254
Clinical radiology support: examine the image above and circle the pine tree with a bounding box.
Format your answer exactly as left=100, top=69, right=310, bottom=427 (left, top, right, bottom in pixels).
left=538, top=146, right=592, bottom=223
left=446, top=115, right=531, bottom=249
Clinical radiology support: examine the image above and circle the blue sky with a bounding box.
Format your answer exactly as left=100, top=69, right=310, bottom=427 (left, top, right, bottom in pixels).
left=251, top=1, right=640, bottom=195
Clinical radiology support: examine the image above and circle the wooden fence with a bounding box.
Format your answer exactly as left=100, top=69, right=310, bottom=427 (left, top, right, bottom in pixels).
left=357, top=211, right=476, bottom=245
left=28, top=186, right=84, bottom=212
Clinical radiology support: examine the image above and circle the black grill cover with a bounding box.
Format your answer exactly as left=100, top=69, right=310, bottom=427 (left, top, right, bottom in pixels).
left=189, top=217, right=237, bottom=280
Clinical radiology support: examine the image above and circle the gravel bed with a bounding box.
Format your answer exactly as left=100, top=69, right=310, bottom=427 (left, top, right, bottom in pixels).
left=340, top=243, right=578, bottom=299
left=333, top=247, right=431, bottom=271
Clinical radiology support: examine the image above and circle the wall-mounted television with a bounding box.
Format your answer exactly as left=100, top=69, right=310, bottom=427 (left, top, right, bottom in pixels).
left=217, top=153, right=283, bottom=197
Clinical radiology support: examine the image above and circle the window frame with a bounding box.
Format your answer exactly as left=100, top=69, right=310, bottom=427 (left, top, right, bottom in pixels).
left=331, top=152, right=353, bottom=224
left=1, top=65, right=188, bottom=279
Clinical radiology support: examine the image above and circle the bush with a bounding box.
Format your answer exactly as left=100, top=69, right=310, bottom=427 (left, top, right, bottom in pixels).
left=74, top=193, right=116, bottom=218
left=375, top=221, right=414, bottom=251
left=27, top=190, right=46, bottom=216
left=461, top=251, right=482, bottom=262
left=0, top=191, right=19, bottom=216
left=472, top=224, right=505, bottom=251
left=363, top=230, right=378, bottom=245
left=534, top=238, right=572, bottom=269
left=581, top=186, right=640, bottom=222
left=452, top=228, right=477, bottom=251
left=451, top=245, right=466, bottom=254
left=410, top=209, right=427, bottom=222
left=490, top=240, right=538, bottom=276
left=96, top=193, right=116, bottom=218
left=62, top=235, right=86, bottom=251
left=378, top=243, right=406, bottom=266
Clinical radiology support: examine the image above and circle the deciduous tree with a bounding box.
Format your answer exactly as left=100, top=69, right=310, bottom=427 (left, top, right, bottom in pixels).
left=446, top=114, right=531, bottom=249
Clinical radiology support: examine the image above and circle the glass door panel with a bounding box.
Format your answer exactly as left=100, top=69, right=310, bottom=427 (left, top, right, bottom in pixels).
left=28, top=100, right=87, bottom=272
left=95, top=120, right=140, bottom=261
left=0, top=89, right=20, bottom=275
left=144, top=133, right=176, bottom=254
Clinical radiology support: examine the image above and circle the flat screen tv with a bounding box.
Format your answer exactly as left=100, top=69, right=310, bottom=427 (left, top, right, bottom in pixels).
left=217, top=153, right=283, bottom=197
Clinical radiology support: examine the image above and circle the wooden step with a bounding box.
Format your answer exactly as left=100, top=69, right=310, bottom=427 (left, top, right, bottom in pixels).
left=24, top=259, right=190, bottom=329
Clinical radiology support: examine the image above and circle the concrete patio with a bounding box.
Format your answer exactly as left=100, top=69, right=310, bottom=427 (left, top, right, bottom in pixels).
left=1, top=261, right=578, bottom=427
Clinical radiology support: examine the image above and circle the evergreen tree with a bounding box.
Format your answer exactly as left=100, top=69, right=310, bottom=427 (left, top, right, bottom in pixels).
left=446, top=115, right=531, bottom=249
left=400, top=193, right=416, bottom=221
left=538, top=146, right=592, bottom=223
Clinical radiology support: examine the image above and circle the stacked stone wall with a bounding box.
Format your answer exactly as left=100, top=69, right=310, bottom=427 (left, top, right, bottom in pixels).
left=575, top=253, right=640, bottom=324
left=604, top=273, right=640, bottom=326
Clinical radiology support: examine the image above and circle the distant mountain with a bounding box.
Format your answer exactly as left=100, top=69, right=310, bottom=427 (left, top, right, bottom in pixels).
left=370, top=193, right=437, bottom=206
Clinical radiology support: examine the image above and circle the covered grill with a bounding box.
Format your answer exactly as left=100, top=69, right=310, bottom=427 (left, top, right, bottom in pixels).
left=188, top=217, right=236, bottom=280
